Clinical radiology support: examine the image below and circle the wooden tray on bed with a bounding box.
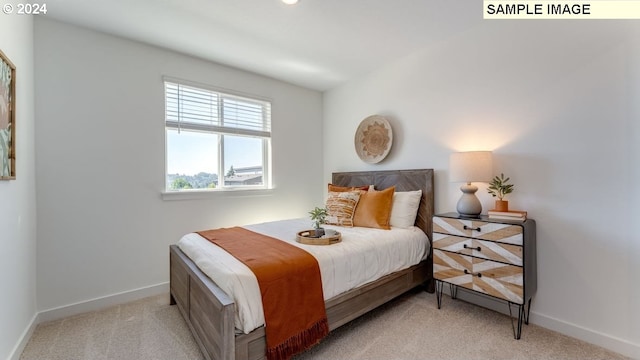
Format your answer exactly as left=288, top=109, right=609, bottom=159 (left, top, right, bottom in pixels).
left=296, top=229, right=342, bottom=245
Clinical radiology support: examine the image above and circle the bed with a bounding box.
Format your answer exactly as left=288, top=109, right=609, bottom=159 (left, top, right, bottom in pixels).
left=169, top=169, right=435, bottom=360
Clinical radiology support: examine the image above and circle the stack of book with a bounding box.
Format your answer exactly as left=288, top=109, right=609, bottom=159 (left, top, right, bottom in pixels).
left=487, top=210, right=527, bottom=221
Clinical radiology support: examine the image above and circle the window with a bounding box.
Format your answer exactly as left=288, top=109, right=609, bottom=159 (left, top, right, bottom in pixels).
left=164, top=79, right=271, bottom=192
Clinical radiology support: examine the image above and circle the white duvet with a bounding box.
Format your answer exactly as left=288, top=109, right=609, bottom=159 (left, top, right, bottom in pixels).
left=177, top=218, right=430, bottom=334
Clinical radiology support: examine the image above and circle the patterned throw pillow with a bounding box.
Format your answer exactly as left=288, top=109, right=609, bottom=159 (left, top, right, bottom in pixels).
left=325, top=191, right=361, bottom=227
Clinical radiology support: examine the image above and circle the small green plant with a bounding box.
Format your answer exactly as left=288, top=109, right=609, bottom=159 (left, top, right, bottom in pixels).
left=308, top=207, right=328, bottom=229
left=487, top=173, right=514, bottom=200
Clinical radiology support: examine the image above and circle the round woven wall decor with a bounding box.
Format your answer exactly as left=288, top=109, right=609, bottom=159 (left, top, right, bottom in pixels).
left=354, top=115, right=393, bottom=164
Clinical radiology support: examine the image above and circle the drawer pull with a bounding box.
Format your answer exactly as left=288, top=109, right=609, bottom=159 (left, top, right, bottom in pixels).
left=464, top=269, right=482, bottom=278
left=463, top=244, right=482, bottom=251
left=463, top=225, right=481, bottom=232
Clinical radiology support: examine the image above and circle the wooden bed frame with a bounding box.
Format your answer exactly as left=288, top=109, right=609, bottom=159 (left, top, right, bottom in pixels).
left=169, top=169, right=435, bottom=360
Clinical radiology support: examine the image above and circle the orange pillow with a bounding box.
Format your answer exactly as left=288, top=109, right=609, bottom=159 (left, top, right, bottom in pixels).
left=353, top=186, right=395, bottom=230
left=328, top=183, right=369, bottom=192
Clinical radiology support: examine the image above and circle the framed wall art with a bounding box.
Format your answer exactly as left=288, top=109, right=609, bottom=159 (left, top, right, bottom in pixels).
left=0, top=49, right=15, bottom=180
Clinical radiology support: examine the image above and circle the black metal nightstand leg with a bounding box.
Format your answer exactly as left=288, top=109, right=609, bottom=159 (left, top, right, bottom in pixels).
left=435, top=280, right=444, bottom=309
left=508, top=302, right=526, bottom=340
left=449, top=283, right=458, bottom=299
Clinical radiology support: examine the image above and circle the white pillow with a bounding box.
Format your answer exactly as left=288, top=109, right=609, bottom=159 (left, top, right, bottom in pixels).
left=389, top=190, right=422, bottom=228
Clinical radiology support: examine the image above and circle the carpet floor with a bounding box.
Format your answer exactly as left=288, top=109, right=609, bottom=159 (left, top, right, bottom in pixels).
left=20, top=289, right=629, bottom=360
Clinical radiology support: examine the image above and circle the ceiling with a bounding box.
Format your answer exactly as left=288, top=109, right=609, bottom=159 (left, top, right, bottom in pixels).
left=45, top=0, right=481, bottom=91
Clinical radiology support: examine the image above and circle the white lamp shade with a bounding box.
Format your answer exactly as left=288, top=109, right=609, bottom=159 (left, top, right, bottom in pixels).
left=450, top=151, right=493, bottom=183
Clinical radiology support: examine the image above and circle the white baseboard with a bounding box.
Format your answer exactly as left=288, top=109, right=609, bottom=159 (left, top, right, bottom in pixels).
left=38, top=282, right=169, bottom=323
left=442, top=287, right=639, bottom=359
left=530, top=311, right=640, bottom=360
left=8, top=282, right=170, bottom=360
left=8, top=313, right=39, bottom=360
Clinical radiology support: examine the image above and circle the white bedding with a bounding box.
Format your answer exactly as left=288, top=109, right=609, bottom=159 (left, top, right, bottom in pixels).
left=177, top=218, right=430, bottom=334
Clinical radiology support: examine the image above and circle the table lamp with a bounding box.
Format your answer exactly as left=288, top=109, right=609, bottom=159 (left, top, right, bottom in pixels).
left=450, top=151, right=493, bottom=217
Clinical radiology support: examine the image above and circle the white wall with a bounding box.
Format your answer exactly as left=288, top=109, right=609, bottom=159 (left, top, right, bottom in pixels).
left=0, top=13, right=37, bottom=360
left=324, top=17, right=640, bottom=359
left=34, top=18, right=323, bottom=312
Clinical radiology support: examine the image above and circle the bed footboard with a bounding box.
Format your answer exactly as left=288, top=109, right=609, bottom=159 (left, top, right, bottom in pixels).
left=170, top=245, right=235, bottom=360
left=171, top=244, right=431, bottom=360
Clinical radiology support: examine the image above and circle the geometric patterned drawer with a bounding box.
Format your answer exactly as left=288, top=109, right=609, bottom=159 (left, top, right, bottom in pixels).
left=433, top=213, right=537, bottom=339
left=433, top=233, right=523, bottom=266
left=433, top=216, right=523, bottom=246
left=434, top=249, right=524, bottom=303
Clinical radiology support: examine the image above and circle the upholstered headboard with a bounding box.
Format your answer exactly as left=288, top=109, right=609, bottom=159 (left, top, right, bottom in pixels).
left=331, top=169, right=434, bottom=241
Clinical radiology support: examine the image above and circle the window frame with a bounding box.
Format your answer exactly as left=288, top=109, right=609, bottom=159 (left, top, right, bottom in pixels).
left=163, top=77, right=272, bottom=193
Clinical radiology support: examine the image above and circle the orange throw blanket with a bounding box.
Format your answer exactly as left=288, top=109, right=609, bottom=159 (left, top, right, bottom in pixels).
left=197, top=227, right=329, bottom=360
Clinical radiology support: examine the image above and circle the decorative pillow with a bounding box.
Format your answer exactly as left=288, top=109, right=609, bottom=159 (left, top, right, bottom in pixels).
left=328, top=183, right=369, bottom=192
left=325, top=191, right=361, bottom=227
left=389, top=190, right=422, bottom=228
left=353, top=186, right=395, bottom=230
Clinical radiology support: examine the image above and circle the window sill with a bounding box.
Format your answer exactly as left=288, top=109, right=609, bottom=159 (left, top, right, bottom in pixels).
left=161, top=188, right=274, bottom=201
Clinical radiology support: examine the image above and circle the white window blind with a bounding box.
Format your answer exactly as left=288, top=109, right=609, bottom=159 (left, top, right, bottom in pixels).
left=165, top=81, right=271, bottom=138
left=164, top=79, right=272, bottom=193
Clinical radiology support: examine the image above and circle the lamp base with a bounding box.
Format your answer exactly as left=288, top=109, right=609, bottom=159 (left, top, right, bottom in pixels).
left=456, top=183, right=482, bottom=217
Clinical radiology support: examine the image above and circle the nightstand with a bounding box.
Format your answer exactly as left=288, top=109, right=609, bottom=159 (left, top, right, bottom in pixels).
left=433, top=212, right=537, bottom=339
